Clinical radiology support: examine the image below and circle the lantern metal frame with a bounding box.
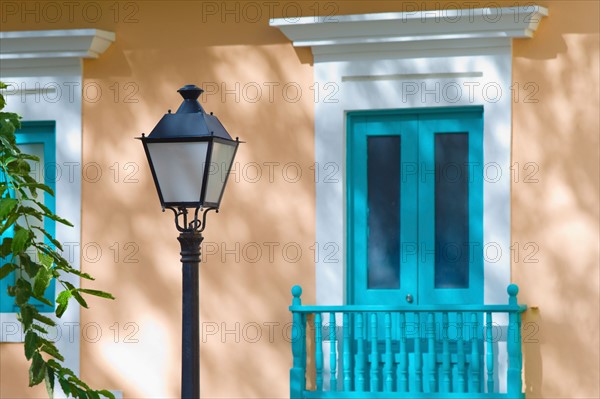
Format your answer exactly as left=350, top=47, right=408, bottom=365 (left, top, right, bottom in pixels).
left=139, top=135, right=240, bottom=211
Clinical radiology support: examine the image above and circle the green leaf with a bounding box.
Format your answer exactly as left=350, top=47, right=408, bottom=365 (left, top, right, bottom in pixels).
left=20, top=182, right=53, bottom=195
left=13, top=159, right=31, bottom=175
left=73, top=386, right=89, bottom=399
left=20, top=304, right=34, bottom=330
left=2, top=156, right=18, bottom=165
left=33, top=267, right=53, bottom=297
left=69, top=374, right=91, bottom=390
left=17, top=205, right=44, bottom=223
left=38, top=251, right=54, bottom=268
left=24, top=331, right=39, bottom=360
left=0, top=213, right=18, bottom=235
left=45, top=212, right=74, bottom=227
left=29, top=352, right=46, bottom=386
left=32, top=226, right=63, bottom=251
left=78, top=289, right=115, bottom=300
left=32, top=199, right=54, bottom=217
left=67, top=269, right=95, bottom=281
left=0, top=197, right=18, bottom=219
left=0, top=262, right=17, bottom=279
left=0, top=237, right=12, bottom=258
left=45, top=366, right=55, bottom=398
left=15, top=279, right=32, bottom=307
left=20, top=253, right=40, bottom=279
left=63, top=283, right=88, bottom=309
left=31, top=293, right=53, bottom=307
left=12, top=227, right=32, bottom=253
left=98, top=390, right=116, bottom=399
left=32, top=310, right=57, bottom=327
left=39, top=338, right=64, bottom=361
left=58, top=376, right=72, bottom=395
left=88, top=390, right=101, bottom=399
left=0, top=136, right=17, bottom=155
left=20, top=153, right=40, bottom=162
left=32, top=323, right=49, bottom=335
left=55, top=290, right=72, bottom=318
left=17, top=206, right=43, bottom=222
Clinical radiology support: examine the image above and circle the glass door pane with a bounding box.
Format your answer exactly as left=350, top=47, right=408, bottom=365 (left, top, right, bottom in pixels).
left=367, top=136, right=401, bottom=289
left=434, top=133, right=469, bottom=288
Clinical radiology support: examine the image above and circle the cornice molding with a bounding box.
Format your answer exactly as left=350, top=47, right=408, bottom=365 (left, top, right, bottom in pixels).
left=0, top=29, right=115, bottom=76
left=271, top=6, right=548, bottom=61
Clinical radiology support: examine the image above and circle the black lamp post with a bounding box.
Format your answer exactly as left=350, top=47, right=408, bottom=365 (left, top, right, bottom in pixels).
left=137, top=84, right=240, bottom=399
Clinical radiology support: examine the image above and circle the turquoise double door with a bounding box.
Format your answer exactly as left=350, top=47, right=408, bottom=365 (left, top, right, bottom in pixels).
left=348, top=107, right=484, bottom=307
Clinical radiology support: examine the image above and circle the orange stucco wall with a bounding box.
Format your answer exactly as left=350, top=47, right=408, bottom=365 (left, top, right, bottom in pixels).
left=512, top=1, right=599, bottom=397
left=1, top=1, right=598, bottom=398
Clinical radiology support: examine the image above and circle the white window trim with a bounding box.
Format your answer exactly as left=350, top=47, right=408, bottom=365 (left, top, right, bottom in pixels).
left=272, top=6, right=546, bottom=392
left=0, top=29, right=115, bottom=393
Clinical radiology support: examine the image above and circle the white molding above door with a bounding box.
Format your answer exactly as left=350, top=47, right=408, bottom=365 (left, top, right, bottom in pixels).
left=0, top=29, right=115, bottom=76
left=271, top=6, right=548, bottom=61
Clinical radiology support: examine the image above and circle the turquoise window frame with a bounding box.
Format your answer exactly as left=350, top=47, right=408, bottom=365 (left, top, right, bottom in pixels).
left=347, top=107, right=484, bottom=306
left=0, top=121, right=57, bottom=313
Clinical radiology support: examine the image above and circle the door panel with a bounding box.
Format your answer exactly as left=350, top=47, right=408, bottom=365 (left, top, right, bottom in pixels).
left=418, top=112, right=484, bottom=305
left=348, top=108, right=483, bottom=307
left=348, top=115, right=418, bottom=306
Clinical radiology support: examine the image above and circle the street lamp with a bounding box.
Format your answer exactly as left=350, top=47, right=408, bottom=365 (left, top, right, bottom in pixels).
left=137, top=84, right=240, bottom=399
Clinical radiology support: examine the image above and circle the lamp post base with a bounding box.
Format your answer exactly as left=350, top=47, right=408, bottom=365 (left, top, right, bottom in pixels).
left=179, top=230, right=203, bottom=399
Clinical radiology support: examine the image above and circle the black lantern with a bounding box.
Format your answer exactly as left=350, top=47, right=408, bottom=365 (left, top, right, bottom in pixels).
left=137, top=84, right=241, bottom=399
left=139, top=84, right=239, bottom=210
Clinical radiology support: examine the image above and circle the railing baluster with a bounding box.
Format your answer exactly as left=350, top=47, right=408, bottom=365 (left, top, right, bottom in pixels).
left=442, top=312, right=451, bottom=393
left=398, top=312, right=408, bottom=392
left=415, top=312, right=423, bottom=392
left=315, top=313, right=323, bottom=391
left=288, top=288, right=526, bottom=397
left=507, top=284, right=523, bottom=396
left=355, top=312, right=365, bottom=392
left=428, top=312, right=437, bottom=392
left=343, top=313, right=352, bottom=391
left=290, top=286, right=306, bottom=399
left=470, top=312, right=480, bottom=392
left=384, top=313, right=393, bottom=392
left=370, top=313, right=379, bottom=392
left=456, top=312, right=465, bottom=393
left=486, top=311, right=494, bottom=393
left=330, top=312, right=337, bottom=391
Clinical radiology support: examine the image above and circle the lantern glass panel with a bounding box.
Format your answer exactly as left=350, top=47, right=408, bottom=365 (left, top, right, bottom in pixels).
left=205, top=141, right=237, bottom=204
left=146, top=142, right=208, bottom=204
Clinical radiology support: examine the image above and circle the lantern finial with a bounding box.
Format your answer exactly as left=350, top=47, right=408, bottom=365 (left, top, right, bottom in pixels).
left=176, top=85, right=205, bottom=114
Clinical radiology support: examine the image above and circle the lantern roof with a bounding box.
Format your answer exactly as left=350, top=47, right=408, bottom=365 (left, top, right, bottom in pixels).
left=146, top=84, right=234, bottom=141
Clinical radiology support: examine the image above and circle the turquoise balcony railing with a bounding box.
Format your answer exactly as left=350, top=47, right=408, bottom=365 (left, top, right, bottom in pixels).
left=290, top=285, right=526, bottom=399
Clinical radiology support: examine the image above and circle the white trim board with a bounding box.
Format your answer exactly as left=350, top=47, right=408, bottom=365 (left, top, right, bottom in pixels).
left=272, top=7, right=547, bottom=393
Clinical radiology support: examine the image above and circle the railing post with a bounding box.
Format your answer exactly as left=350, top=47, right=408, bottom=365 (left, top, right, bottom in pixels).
left=290, top=286, right=306, bottom=399
left=507, top=284, right=523, bottom=397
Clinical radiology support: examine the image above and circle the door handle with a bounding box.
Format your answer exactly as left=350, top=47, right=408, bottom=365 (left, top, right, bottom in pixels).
left=406, top=293, right=413, bottom=304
